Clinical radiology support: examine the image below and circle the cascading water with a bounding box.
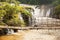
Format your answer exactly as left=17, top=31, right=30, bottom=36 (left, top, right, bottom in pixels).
left=19, top=4, right=53, bottom=26
left=31, top=5, right=52, bottom=26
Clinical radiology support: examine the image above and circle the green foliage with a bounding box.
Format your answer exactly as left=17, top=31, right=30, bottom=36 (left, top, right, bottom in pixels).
left=17, top=6, right=32, bottom=17
left=54, top=5, right=60, bottom=14
left=0, top=21, right=7, bottom=26
left=0, top=2, right=32, bottom=26
left=0, top=0, right=20, bottom=6
left=52, top=0, right=60, bottom=6
left=2, top=4, right=23, bottom=26
left=52, top=0, right=60, bottom=19
left=54, top=5, right=60, bottom=16
left=53, top=5, right=60, bottom=19
left=0, top=10, right=6, bottom=19
left=16, top=6, right=32, bottom=26
left=18, top=0, right=54, bottom=5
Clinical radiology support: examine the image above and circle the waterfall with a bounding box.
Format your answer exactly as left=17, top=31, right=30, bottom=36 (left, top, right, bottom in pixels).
left=19, top=13, right=23, bottom=21
left=19, top=4, right=53, bottom=26
left=46, top=9, right=51, bottom=17
left=31, top=5, right=52, bottom=26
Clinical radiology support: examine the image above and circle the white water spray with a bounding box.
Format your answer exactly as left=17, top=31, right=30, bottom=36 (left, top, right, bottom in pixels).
left=31, top=5, right=51, bottom=26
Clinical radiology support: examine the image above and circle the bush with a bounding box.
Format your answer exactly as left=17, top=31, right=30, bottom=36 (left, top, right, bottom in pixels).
left=0, top=3, right=32, bottom=26
left=53, top=5, right=60, bottom=19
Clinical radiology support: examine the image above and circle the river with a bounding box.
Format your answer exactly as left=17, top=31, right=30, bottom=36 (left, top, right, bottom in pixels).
left=0, top=29, right=60, bottom=40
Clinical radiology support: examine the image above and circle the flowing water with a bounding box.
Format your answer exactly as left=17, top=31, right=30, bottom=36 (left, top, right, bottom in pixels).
left=19, top=4, right=58, bottom=26
left=31, top=5, right=53, bottom=26
left=1, top=29, right=60, bottom=40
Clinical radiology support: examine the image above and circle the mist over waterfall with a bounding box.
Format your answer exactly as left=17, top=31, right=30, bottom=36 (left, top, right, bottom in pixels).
left=31, top=5, right=53, bottom=26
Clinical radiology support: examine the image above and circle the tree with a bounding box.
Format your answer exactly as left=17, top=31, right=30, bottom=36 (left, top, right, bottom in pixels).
left=53, top=5, right=60, bottom=19
left=0, top=2, right=32, bottom=26
left=0, top=0, right=20, bottom=5
left=52, top=0, right=60, bottom=6
left=0, top=0, right=32, bottom=26
left=18, top=0, right=54, bottom=5
left=2, top=4, right=25, bottom=26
